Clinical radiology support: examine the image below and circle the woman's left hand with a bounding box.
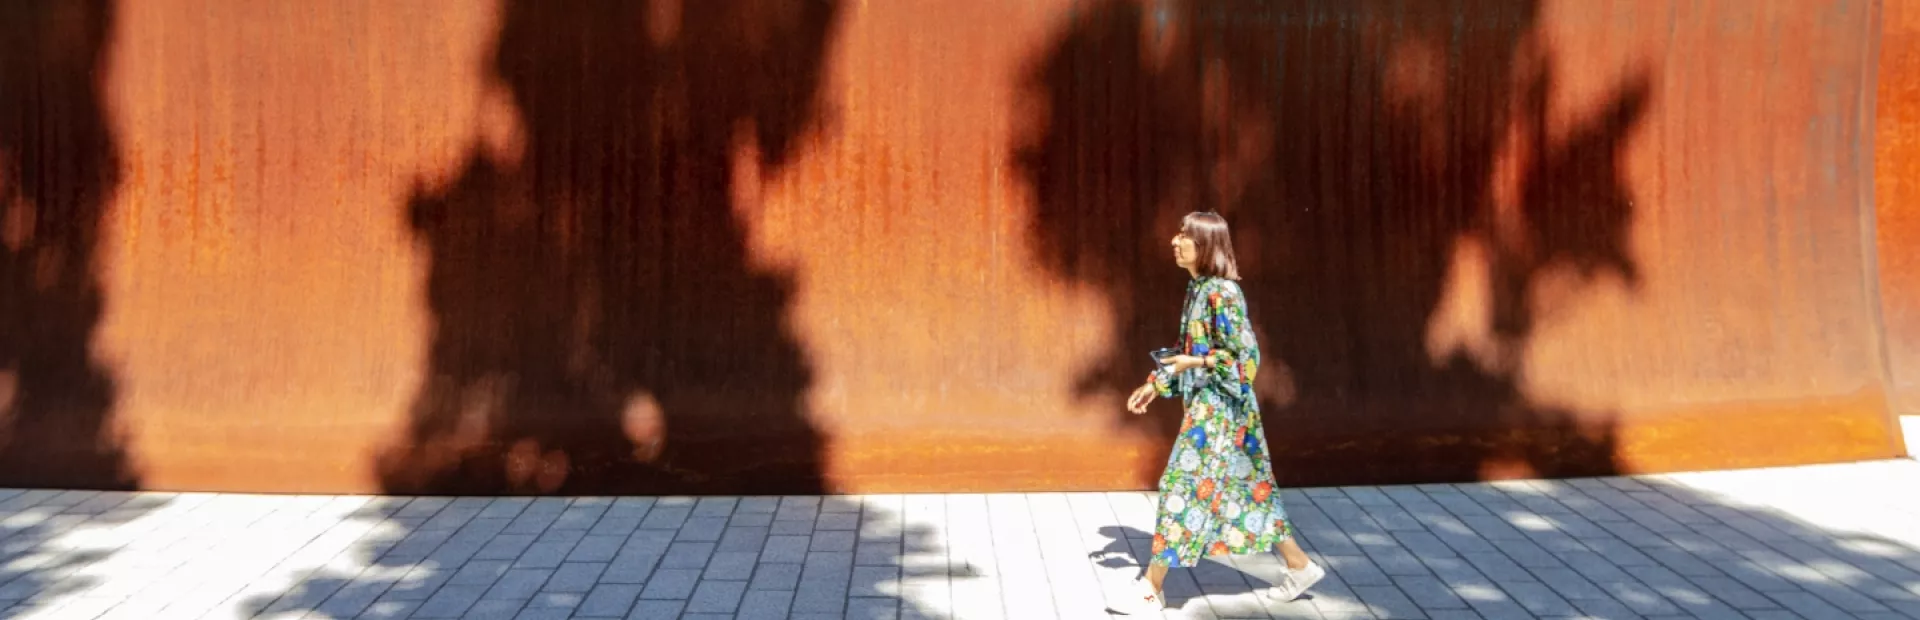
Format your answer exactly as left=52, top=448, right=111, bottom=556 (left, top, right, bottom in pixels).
left=1165, top=354, right=1206, bottom=373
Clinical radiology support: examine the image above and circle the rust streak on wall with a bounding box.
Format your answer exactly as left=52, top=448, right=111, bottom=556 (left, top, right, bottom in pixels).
left=0, top=0, right=1903, bottom=494
left=1880, top=0, right=1920, bottom=422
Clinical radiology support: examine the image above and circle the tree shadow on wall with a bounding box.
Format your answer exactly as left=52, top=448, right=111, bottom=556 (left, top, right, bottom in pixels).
left=0, top=0, right=135, bottom=490
left=1014, top=0, right=1653, bottom=487
left=376, top=0, right=843, bottom=496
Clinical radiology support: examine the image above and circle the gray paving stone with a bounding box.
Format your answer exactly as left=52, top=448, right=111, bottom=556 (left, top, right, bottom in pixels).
left=817, top=512, right=861, bottom=531
left=1531, top=566, right=1613, bottom=600
left=1714, top=556, right=1802, bottom=592
left=475, top=533, right=537, bottom=561
left=464, top=598, right=526, bottom=620
left=851, top=565, right=901, bottom=598
left=1391, top=574, right=1468, bottom=609
left=847, top=596, right=902, bottom=620
left=660, top=541, right=716, bottom=569
left=524, top=592, right=585, bottom=610
left=777, top=497, right=821, bottom=522
left=693, top=497, right=739, bottom=518
left=1469, top=600, right=1539, bottom=620
left=1600, top=579, right=1683, bottom=615
left=639, top=568, right=702, bottom=600
left=566, top=534, right=627, bottom=563
left=449, top=560, right=513, bottom=586
left=1295, top=525, right=1365, bottom=556
left=623, top=599, right=685, bottom=619
left=750, top=562, right=805, bottom=591
left=1349, top=584, right=1423, bottom=619
left=541, top=562, right=607, bottom=593
left=1758, top=591, right=1866, bottom=620
left=513, top=540, right=579, bottom=569
left=601, top=550, right=661, bottom=585
left=1639, top=544, right=1723, bottom=577
left=1421, top=556, right=1489, bottom=585
left=677, top=517, right=728, bottom=542
left=771, top=519, right=816, bottom=535
left=812, top=530, right=858, bottom=552
left=604, top=497, right=655, bottom=520
left=1392, top=530, right=1459, bottom=558
left=358, top=597, right=424, bottom=619
left=553, top=503, right=611, bottom=531
left=413, top=584, right=489, bottom=618
left=1496, top=579, right=1579, bottom=615
left=1491, top=537, right=1567, bottom=569
left=536, top=528, right=587, bottom=544
left=587, top=516, right=642, bottom=538
left=1321, top=554, right=1392, bottom=587
left=575, top=583, right=642, bottom=617
left=719, top=525, right=771, bottom=553
left=512, top=607, right=573, bottom=620
left=737, top=588, right=796, bottom=619
left=1463, top=551, right=1535, bottom=582
left=1800, top=580, right=1899, bottom=615
left=423, top=505, right=483, bottom=530
left=622, top=529, right=675, bottom=555
left=1189, top=557, right=1251, bottom=587
left=705, top=550, right=760, bottom=580
left=738, top=497, right=781, bottom=514
left=687, top=579, right=749, bottom=613
left=1580, top=535, right=1660, bottom=566
left=639, top=504, right=692, bottom=530
left=794, top=552, right=854, bottom=614
left=821, top=497, right=863, bottom=513
left=1365, top=543, right=1431, bottom=576
left=1365, top=507, right=1428, bottom=533
left=855, top=540, right=902, bottom=566
left=504, top=501, right=567, bottom=535
left=760, top=535, right=812, bottom=564
left=1560, top=549, right=1634, bottom=583
left=479, top=498, right=532, bottom=520
left=385, top=565, right=457, bottom=601
left=1685, top=574, right=1779, bottom=610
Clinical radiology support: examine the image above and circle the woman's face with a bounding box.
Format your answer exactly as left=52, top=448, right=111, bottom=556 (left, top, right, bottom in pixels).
left=1172, top=230, right=1198, bottom=270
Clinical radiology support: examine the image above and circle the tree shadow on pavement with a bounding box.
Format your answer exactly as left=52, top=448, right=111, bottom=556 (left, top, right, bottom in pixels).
left=240, top=495, right=959, bottom=619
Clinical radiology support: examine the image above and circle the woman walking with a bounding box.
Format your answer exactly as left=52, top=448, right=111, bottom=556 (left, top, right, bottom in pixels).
left=1122, top=211, right=1324, bottom=612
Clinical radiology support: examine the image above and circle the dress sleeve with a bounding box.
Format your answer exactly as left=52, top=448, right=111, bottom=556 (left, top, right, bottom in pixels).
left=1149, top=355, right=1179, bottom=398
left=1197, top=281, right=1259, bottom=397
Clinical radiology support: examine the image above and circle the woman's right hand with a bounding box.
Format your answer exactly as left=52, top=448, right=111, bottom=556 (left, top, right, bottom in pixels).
left=1126, top=382, right=1157, bottom=414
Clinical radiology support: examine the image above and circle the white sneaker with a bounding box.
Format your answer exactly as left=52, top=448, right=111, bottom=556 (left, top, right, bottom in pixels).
left=1113, top=578, right=1167, bottom=615
left=1266, top=561, right=1326, bottom=602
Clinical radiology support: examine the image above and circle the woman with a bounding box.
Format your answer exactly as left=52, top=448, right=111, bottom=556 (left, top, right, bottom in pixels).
left=1122, top=211, right=1324, bottom=611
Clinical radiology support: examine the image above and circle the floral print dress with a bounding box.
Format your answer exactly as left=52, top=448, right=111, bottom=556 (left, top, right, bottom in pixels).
left=1146, top=276, right=1291, bottom=567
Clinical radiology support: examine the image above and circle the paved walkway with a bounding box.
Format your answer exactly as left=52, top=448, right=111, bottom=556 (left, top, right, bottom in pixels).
left=0, top=459, right=1916, bottom=620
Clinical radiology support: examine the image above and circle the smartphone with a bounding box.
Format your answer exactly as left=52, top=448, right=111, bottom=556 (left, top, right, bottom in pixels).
left=1149, top=348, right=1181, bottom=368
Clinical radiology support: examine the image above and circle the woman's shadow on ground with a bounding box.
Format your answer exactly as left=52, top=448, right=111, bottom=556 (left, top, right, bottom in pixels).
left=1086, top=524, right=1310, bottom=614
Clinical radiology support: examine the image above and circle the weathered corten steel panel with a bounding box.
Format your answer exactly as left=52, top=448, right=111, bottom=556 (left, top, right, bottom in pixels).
left=1881, top=0, right=1920, bottom=423
left=0, top=0, right=1901, bottom=494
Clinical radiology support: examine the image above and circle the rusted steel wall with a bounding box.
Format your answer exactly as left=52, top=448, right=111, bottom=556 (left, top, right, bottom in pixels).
left=0, top=0, right=1901, bottom=494
left=1881, top=0, right=1920, bottom=426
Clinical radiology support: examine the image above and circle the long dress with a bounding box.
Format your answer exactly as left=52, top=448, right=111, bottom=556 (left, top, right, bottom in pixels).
left=1146, top=275, right=1291, bottom=568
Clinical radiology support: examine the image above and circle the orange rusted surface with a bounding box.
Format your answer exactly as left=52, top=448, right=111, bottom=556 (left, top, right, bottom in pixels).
left=1880, top=0, right=1920, bottom=421
left=0, top=0, right=1902, bottom=494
